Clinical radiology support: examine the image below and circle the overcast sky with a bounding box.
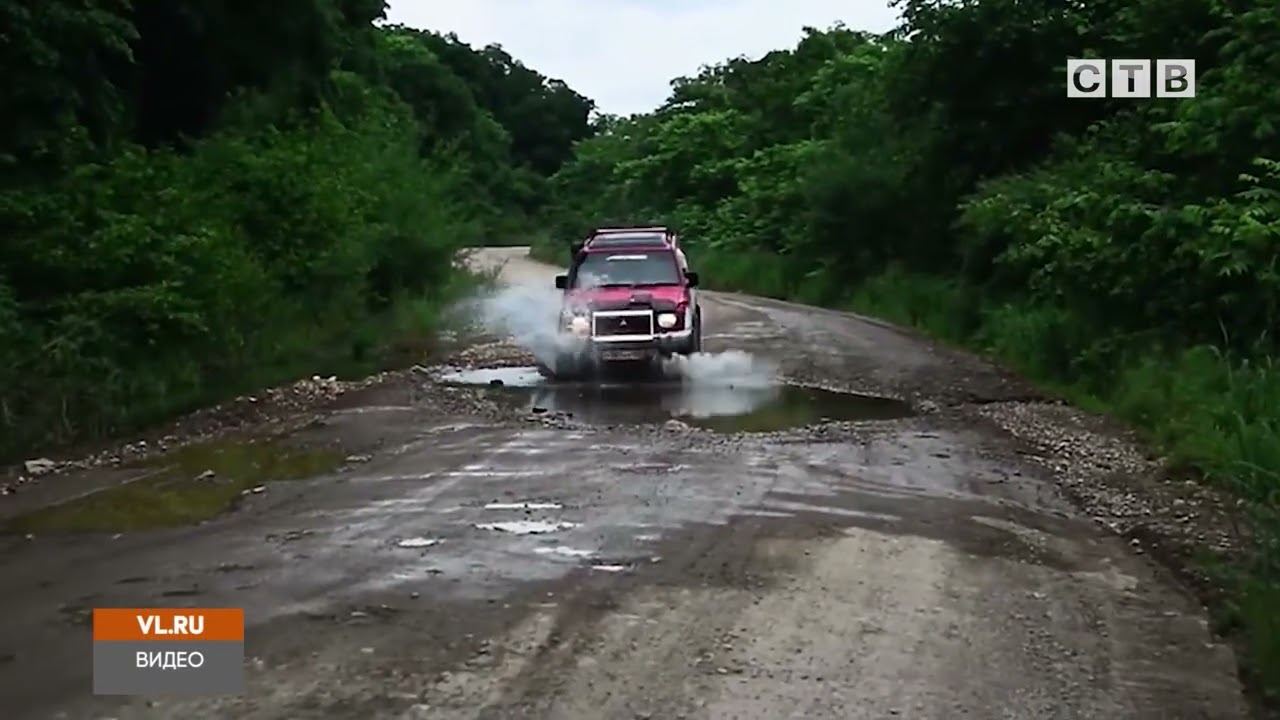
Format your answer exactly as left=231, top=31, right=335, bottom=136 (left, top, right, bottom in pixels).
left=385, top=0, right=902, bottom=117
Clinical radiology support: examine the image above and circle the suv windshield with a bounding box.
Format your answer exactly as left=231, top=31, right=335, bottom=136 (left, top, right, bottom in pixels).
left=572, top=251, right=680, bottom=288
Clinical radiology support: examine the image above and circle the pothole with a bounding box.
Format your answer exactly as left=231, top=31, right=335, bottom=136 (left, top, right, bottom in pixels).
left=439, top=366, right=913, bottom=432
left=3, top=439, right=343, bottom=534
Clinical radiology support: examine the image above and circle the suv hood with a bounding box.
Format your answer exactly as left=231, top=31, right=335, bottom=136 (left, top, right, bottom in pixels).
left=564, top=285, right=686, bottom=310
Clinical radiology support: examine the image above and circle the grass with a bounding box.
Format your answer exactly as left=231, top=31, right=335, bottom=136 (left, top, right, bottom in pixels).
left=5, top=438, right=344, bottom=533
left=345, top=268, right=482, bottom=374
left=527, top=235, right=564, bottom=266
left=2, top=255, right=486, bottom=466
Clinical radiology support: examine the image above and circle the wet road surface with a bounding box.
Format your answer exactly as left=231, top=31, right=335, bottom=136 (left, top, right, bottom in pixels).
left=0, top=247, right=1248, bottom=718
left=437, top=365, right=914, bottom=431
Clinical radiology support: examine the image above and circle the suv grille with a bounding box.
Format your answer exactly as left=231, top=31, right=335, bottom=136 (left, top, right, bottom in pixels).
left=593, top=312, right=653, bottom=337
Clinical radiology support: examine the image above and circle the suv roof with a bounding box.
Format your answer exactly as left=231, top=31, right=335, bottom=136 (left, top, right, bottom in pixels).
left=583, top=226, right=678, bottom=251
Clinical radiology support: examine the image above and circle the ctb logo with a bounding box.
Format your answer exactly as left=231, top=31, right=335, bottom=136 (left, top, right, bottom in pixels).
left=1066, top=59, right=1196, bottom=98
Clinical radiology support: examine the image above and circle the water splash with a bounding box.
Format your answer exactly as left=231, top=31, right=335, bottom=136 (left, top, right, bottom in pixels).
left=468, top=281, right=573, bottom=366
left=661, top=349, right=777, bottom=388
left=469, top=281, right=779, bottom=387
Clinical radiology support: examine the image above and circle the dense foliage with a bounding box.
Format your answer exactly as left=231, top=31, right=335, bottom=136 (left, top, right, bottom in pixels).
left=0, top=0, right=592, bottom=459
left=536, top=0, right=1280, bottom=701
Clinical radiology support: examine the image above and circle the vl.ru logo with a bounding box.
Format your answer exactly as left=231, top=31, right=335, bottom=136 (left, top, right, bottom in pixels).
left=1066, top=59, right=1196, bottom=97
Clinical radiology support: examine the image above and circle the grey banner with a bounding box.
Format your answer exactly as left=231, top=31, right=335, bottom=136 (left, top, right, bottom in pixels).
left=93, top=641, right=244, bottom=695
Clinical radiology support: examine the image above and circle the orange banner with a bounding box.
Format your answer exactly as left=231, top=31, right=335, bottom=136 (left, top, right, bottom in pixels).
left=93, top=608, right=244, bottom=642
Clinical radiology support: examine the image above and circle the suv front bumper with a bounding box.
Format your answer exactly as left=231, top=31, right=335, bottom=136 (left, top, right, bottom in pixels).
left=559, top=306, right=693, bottom=361
left=589, top=328, right=693, bottom=360
left=557, top=327, right=694, bottom=362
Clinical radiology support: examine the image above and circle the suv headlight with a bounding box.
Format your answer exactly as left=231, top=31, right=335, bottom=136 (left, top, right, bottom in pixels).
left=561, top=308, right=589, bottom=335
left=657, top=312, right=678, bottom=329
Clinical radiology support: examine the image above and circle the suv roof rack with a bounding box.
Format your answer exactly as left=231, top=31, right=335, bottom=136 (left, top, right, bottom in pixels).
left=592, top=225, right=670, bottom=233
left=569, top=225, right=682, bottom=256
left=585, top=233, right=670, bottom=249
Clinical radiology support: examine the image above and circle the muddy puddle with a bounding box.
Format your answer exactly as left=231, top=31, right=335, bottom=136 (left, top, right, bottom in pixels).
left=4, top=439, right=343, bottom=534
left=439, top=366, right=912, bottom=431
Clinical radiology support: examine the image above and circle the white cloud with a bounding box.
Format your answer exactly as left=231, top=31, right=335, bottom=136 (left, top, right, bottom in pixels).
left=385, top=0, right=902, bottom=116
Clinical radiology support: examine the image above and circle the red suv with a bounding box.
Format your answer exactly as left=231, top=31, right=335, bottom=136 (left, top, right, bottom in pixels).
left=543, top=226, right=702, bottom=378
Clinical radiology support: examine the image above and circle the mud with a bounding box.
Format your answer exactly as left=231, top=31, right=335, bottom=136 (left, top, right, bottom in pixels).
left=0, top=246, right=1251, bottom=719
left=4, top=439, right=344, bottom=533
left=439, top=365, right=913, bottom=432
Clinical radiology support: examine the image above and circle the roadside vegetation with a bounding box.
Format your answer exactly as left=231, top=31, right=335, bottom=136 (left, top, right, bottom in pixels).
left=0, top=1, right=593, bottom=461
left=533, top=0, right=1280, bottom=704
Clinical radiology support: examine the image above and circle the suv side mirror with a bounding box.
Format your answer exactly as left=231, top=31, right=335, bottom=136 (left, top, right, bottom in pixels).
left=684, top=271, right=699, bottom=287
left=555, top=274, right=567, bottom=289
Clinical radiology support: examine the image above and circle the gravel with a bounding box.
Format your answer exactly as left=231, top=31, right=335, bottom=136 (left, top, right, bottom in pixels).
left=968, top=400, right=1248, bottom=596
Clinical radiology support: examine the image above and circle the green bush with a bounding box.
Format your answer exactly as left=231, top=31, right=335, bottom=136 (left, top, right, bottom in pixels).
left=0, top=83, right=477, bottom=455
left=1, top=0, right=594, bottom=459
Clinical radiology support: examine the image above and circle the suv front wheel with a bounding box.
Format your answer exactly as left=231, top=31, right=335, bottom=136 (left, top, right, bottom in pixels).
left=684, top=309, right=702, bottom=355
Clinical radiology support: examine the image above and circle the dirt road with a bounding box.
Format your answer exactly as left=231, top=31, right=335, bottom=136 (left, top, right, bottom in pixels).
left=0, top=247, right=1249, bottom=718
